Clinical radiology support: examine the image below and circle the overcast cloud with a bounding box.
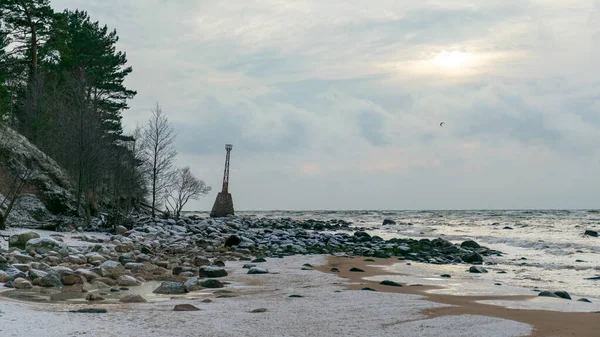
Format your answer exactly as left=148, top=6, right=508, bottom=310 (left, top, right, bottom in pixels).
left=51, top=0, right=600, bottom=210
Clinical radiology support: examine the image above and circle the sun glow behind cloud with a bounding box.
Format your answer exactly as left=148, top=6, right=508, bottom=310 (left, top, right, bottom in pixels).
left=433, top=50, right=473, bottom=69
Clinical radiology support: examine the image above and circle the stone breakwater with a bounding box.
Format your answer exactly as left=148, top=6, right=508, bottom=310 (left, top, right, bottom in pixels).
left=0, top=216, right=500, bottom=302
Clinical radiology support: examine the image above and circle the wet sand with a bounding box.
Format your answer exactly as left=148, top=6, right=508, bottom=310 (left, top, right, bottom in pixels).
left=317, top=256, right=600, bottom=337
left=0, top=255, right=533, bottom=337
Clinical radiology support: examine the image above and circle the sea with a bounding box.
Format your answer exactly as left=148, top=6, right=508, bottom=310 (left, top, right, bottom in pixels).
left=189, top=209, right=600, bottom=299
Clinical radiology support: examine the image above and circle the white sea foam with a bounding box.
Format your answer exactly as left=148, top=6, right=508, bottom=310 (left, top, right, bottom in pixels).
left=194, top=210, right=600, bottom=299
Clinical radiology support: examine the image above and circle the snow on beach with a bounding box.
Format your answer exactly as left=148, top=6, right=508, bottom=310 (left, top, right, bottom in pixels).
left=0, top=255, right=532, bottom=337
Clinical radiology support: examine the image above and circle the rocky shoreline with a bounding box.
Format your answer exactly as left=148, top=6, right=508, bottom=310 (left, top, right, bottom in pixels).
left=0, top=216, right=500, bottom=304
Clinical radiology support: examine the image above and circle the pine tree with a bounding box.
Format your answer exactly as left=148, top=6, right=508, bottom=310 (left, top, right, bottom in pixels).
left=48, top=9, right=136, bottom=137
left=0, top=0, right=54, bottom=78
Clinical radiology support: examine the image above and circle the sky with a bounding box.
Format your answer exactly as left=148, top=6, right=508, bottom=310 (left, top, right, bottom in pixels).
left=50, top=0, right=600, bottom=211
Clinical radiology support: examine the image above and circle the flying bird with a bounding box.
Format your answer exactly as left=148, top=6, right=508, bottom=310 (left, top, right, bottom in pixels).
left=440, top=122, right=444, bottom=127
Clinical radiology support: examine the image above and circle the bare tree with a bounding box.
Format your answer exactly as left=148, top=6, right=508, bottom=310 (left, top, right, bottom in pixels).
left=165, top=166, right=211, bottom=219
left=140, top=103, right=177, bottom=218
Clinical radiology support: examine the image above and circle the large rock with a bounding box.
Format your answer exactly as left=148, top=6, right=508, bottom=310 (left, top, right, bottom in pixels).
left=224, top=235, right=242, bottom=247
left=39, top=274, right=62, bottom=287
left=0, top=270, right=9, bottom=282
left=198, top=266, right=228, bottom=278
left=247, top=267, right=269, bottom=275
left=25, top=238, right=67, bottom=254
left=462, top=252, right=483, bottom=263
left=99, top=260, right=126, bottom=278
left=117, top=275, right=141, bottom=287
left=460, top=240, right=481, bottom=249
left=584, top=230, right=598, bottom=237
left=120, top=294, right=147, bottom=303
left=201, top=279, right=224, bottom=288
left=8, top=231, right=41, bottom=249
left=152, top=281, right=187, bottom=294
left=382, top=219, right=396, bottom=225
left=13, top=278, right=33, bottom=289
left=184, top=278, right=203, bottom=292
left=4, top=267, right=26, bottom=281
left=115, top=225, right=128, bottom=235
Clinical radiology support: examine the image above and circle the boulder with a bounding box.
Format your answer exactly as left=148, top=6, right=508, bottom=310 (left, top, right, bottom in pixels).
left=61, top=274, right=85, bottom=286
left=152, top=281, right=187, bottom=294
left=184, top=277, right=203, bottom=292
left=198, top=266, right=228, bottom=278
left=538, top=291, right=559, bottom=298
left=13, top=278, right=33, bottom=289
left=379, top=280, right=402, bottom=287
left=462, top=252, right=483, bottom=263
left=553, top=291, right=571, bottom=300
left=8, top=231, right=41, bottom=249
left=5, top=267, right=26, bottom=281
left=224, top=235, right=242, bottom=247
left=120, top=294, right=148, bottom=303
left=173, top=304, right=200, bottom=311
left=39, top=274, right=62, bottom=287
left=247, top=267, right=269, bottom=275
left=25, top=238, right=67, bottom=254
left=99, top=260, right=126, bottom=278
left=584, top=230, right=598, bottom=237
left=28, top=269, right=48, bottom=280
left=201, top=279, right=224, bottom=288
left=74, top=269, right=100, bottom=282
left=115, top=225, right=128, bottom=235
left=460, top=240, right=481, bottom=249
left=468, top=266, right=488, bottom=273
left=0, top=270, right=8, bottom=282
left=382, top=219, right=396, bottom=226
left=85, top=293, right=105, bottom=301
left=117, top=275, right=141, bottom=287
left=193, top=256, right=210, bottom=267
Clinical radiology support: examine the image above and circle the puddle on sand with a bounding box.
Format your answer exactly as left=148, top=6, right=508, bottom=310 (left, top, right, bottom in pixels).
left=0, top=281, right=214, bottom=304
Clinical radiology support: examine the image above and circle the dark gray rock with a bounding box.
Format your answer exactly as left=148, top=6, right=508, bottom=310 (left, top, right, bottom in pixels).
left=69, top=308, right=108, bottom=313
left=224, top=235, right=242, bottom=247
left=39, top=274, right=62, bottom=287
left=462, top=252, right=483, bottom=263
left=349, top=267, right=364, bottom=272
left=379, top=280, right=402, bottom=287
left=5, top=267, right=26, bottom=281
left=584, top=230, right=598, bottom=237
left=460, top=240, right=481, bottom=249
left=553, top=291, right=571, bottom=300
left=382, top=219, right=396, bottom=225
left=25, top=238, right=67, bottom=254
left=468, top=266, right=488, bottom=273
left=200, top=279, right=224, bottom=288
left=198, top=266, right=228, bottom=278
left=152, top=281, right=188, bottom=294
left=173, top=304, right=200, bottom=311
left=538, top=291, right=559, bottom=298
left=8, top=231, right=41, bottom=249
left=247, top=267, right=269, bottom=274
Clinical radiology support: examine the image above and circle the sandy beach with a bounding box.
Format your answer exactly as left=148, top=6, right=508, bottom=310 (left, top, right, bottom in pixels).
left=4, top=254, right=594, bottom=337
left=318, top=256, right=600, bottom=337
